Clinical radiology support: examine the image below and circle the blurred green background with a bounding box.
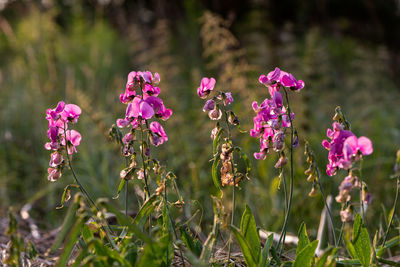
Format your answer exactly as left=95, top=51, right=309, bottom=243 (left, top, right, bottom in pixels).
left=0, top=0, right=399, bottom=239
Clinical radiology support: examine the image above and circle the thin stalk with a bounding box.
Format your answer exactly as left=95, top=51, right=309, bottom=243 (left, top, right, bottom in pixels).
left=279, top=152, right=288, bottom=212
left=125, top=181, right=128, bottom=216
left=383, top=178, right=399, bottom=246
left=359, top=159, right=366, bottom=224
left=164, top=177, right=186, bottom=267
left=277, top=88, right=294, bottom=253
left=316, top=173, right=337, bottom=246
left=62, top=124, right=117, bottom=250
left=139, top=122, right=151, bottom=199
left=223, top=106, right=236, bottom=264
left=337, top=222, right=345, bottom=246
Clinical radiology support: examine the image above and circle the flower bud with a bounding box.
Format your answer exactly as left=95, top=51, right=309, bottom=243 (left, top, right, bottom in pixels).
left=228, top=112, right=239, bottom=125
left=273, top=131, right=285, bottom=152
left=49, top=152, right=63, bottom=167
left=340, top=206, right=354, bottom=222
left=208, top=108, right=222, bottom=120
left=203, top=99, right=215, bottom=112
left=47, top=168, right=62, bottom=182
left=137, top=169, right=144, bottom=180
left=211, top=127, right=219, bottom=140
left=274, top=154, right=288, bottom=169
left=308, top=185, right=318, bottom=197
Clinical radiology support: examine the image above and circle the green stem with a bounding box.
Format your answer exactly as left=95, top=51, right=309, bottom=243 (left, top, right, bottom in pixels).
left=139, top=122, right=151, bottom=199
left=164, top=177, right=186, bottom=266
left=63, top=123, right=118, bottom=250
left=277, top=88, right=294, bottom=253
left=223, top=106, right=236, bottom=264
left=383, top=178, right=400, bottom=246
left=316, top=167, right=337, bottom=246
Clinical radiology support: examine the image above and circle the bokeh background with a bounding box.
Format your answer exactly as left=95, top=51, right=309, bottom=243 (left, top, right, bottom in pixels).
left=1, top=0, right=399, bottom=239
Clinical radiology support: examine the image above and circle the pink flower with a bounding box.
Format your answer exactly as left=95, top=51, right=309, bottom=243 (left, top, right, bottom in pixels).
left=322, top=122, right=373, bottom=175
left=149, top=121, right=168, bottom=146
left=259, top=67, right=305, bottom=94
left=126, top=96, right=155, bottom=120
left=61, top=104, right=82, bottom=123
left=49, top=152, right=63, bottom=167
left=197, top=77, right=216, bottom=99
left=203, top=99, right=215, bottom=112
left=61, top=129, right=82, bottom=154
left=208, top=108, right=222, bottom=120
left=48, top=167, right=62, bottom=182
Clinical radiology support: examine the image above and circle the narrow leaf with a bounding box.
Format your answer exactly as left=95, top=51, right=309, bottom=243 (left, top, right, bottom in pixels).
left=112, top=179, right=126, bottom=199
left=297, top=222, right=310, bottom=256
left=212, top=158, right=222, bottom=190
left=230, top=225, right=258, bottom=267
left=260, top=234, right=273, bottom=267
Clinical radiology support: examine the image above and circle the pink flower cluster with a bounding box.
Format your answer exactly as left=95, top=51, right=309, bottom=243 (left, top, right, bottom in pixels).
left=258, top=67, right=304, bottom=95
left=322, top=122, right=373, bottom=176
left=116, top=71, right=171, bottom=147
left=45, top=101, right=82, bottom=181
left=250, top=67, right=302, bottom=160
left=197, top=77, right=234, bottom=122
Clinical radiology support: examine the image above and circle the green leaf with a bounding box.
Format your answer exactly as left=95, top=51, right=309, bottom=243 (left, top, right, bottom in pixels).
left=240, top=205, right=260, bottom=261
left=200, top=232, right=216, bottom=263
left=133, top=194, right=158, bottom=226
left=55, top=216, right=86, bottom=267
left=260, top=234, right=273, bottom=267
left=56, top=184, right=78, bottom=209
left=213, top=128, right=223, bottom=155
left=293, top=240, right=318, bottom=267
left=180, top=226, right=203, bottom=257
left=81, top=224, right=94, bottom=243
left=230, top=225, right=258, bottom=267
left=112, top=179, right=126, bottom=199
left=376, top=236, right=400, bottom=257
left=50, top=194, right=81, bottom=253
left=212, top=158, right=222, bottom=190
left=352, top=214, right=372, bottom=267
left=296, top=222, right=310, bottom=256
left=315, top=247, right=337, bottom=267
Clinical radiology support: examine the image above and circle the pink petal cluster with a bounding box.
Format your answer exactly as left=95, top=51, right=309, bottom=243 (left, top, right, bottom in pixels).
left=197, top=77, right=234, bottom=123
left=116, top=71, right=170, bottom=147
left=44, top=101, right=82, bottom=181
left=259, top=67, right=305, bottom=94
left=250, top=90, right=293, bottom=160
left=322, top=122, right=373, bottom=176
left=197, top=77, right=216, bottom=99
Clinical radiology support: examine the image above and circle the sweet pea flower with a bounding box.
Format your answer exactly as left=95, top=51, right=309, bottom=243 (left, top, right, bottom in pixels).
left=61, top=104, right=82, bottom=123
left=149, top=121, right=168, bottom=146
left=48, top=167, right=62, bottom=182
left=259, top=67, right=305, bottom=95
left=322, top=122, right=373, bottom=175
left=49, top=152, right=63, bottom=167
left=208, top=108, right=222, bottom=120
left=217, top=92, right=234, bottom=106
left=203, top=99, right=215, bottom=112
left=197, top=77, right=216, bottom=99
left=126, top=96, right=155, bottom=120
left=61, top=129, right=82, bottom=155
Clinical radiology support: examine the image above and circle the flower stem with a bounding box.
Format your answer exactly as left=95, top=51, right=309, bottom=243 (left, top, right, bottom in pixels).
left=63, top=123, right=118, bottom=250
left=316, top=167, right=337, bottom=246
left=277, top=88, right=294, bottom=253
left=139, top=122, right=151, bottom=199
left=383, top=178, right=399, bottom=246
left=163, top=177, right=186, bottom=266
left=223, top=107, right=236, bottom=264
